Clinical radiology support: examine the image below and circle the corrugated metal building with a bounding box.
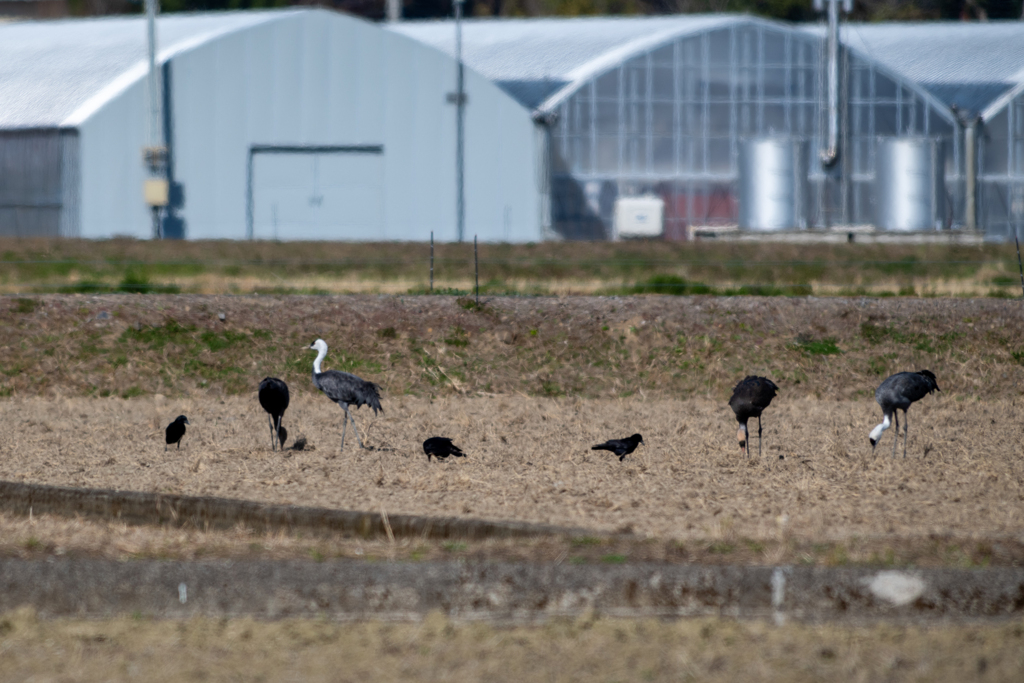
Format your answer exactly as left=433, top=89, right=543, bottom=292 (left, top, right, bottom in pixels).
left=396, top=16, right=1024, bottom=240
left=0, top=9, right=541, bottom=241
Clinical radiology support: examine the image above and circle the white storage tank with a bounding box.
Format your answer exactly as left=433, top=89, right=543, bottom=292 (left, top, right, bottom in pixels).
left=738, top=137, right=809, bottom=231
left=613, top=195, right=664, bottom=239
left=875, top=137, right=945, bottom=231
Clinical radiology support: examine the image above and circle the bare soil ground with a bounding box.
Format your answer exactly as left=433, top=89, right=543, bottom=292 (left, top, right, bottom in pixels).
left=1, top=393, right=1021, bottom=552
left=0, top=294, right=1022, bottom=562
left=2, top=607, right=1022, bottom=682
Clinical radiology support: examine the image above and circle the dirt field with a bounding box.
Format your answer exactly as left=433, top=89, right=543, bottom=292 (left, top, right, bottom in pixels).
left=2, top=607, right=1022, bottom=682
left=0, top=293, right=1022, bottom=554
left=1, top=392, right=1021, bottom=546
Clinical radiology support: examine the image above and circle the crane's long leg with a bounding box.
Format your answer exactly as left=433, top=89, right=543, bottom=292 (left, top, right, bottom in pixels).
left=347, top=411, right=366, bottom=449
left=267, top=415, right=277, bottom=451
left=758, top=415, right=763, bottom=458
left=339, top=406, right=350, bottom=451
left=891, top=411, right=899, bottom=458
left=903, top=410, right=909, bottom=458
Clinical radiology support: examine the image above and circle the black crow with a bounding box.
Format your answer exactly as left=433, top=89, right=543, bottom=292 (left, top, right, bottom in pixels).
left=591, top=433, right=644, bottom=461
left=165, top=415, right=190, bottom=451
left=423, top=437, right=466, bottom=462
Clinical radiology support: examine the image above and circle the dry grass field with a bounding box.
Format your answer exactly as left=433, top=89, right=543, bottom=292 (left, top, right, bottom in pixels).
left=1, top=291, right=1023, bottom=680
left=1, top=237, right=1023, bottom=297
left=0, top=293, right=1022, bottom=560
left=2, top=607, right=1023, bottom=683
left=1, top=392, right=1022, bottom=557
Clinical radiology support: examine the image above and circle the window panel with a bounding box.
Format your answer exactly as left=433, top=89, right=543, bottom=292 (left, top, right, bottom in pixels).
left=626, top=64, right=648, bottom=100
left=707, top=138, right=732, bottom=173
left=763, top=68, right=787, bottom=99
left=875, top=74, right=897, bottom=99
left=653, top=137, right=675, bottom=173
left=652, top=43, right=674, bottom=65
left=763, top=104, right=786, bottom=133
left=762, top=31, right=786, bottom=64
left=596, top=137, right=620, bottom=173
left=596, top=69, right=620, bottom=99
left=596, top=101, right=619, bottom=135
left=708, top=103, right=731, bottom=135
left=709, top=30, right=731, bottom=63
left=651, top=102, right=674, bottom=137
left=875, top=105, right=898, bottom=135
left=652, top=67, right=674, bottom=101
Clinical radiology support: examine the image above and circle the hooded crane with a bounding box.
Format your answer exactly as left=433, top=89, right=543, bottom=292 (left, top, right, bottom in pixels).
left=591, top=434, right=644, bottom=462
left=728, top=376, right=778, bottom=457
left=308, top=339, right=383, bottom=451
left=258, top=377, right=289, bottom=451
left=165, top=415, right=190, bottom=451
left=869, top=370, right=940, bottom=457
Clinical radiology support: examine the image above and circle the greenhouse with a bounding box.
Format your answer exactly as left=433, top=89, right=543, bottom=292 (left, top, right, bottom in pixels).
left=397, top=16, right=1024, bottom=240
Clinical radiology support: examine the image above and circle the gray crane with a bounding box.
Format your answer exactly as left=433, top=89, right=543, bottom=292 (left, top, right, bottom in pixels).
left=308, top=339, right=383, bottom=450
left=869, top=370, right=940, bottom=457
left=728, top=376, right=778, bottom=457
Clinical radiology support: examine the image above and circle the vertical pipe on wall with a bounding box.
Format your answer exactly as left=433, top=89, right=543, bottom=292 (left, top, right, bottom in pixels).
left=817, top=0, right=845, bottom=169
left=965, top=117, right=978, bottom=232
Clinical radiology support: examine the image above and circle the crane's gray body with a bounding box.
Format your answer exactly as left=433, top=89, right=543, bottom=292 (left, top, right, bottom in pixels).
left=308, top=338, right=384, bottom=452
left=728, top=375, right=779, bottom=458
left=875, top=371, right=939, bottom=415
left=312, top=370, right=383, bottom=415
left=871, top=370, right=940, bottom=457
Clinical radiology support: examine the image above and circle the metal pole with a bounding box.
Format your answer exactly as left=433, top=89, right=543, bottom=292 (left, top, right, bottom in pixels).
left=1015, top=226, right=1024, bottom=298
left=454, top=0, right=466, bottom=243
left=145, top=0, right=161, bottom=151
left=430, top=230, right=434, bottom=293
left=965, top=117, right=978, bottom=232
left=474, top=234, right=479, bottom=306
left=821, top=0, right=840, bottom=168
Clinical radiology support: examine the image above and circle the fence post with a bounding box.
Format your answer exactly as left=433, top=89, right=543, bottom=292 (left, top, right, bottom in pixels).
left=474, top=234, right=479, bottom=306
left=430, top=231, right=434, bottom=294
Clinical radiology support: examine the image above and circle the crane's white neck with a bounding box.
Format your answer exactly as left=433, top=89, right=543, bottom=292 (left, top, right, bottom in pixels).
left=312, top=344, right=327, bottom=375
left=869, top=414, right=891, bottom=442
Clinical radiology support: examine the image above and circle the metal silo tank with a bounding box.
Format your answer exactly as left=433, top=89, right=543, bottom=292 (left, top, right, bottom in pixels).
left=738, top=138, right=809, bottom=231
left=875, top=137, right=945, bottom=231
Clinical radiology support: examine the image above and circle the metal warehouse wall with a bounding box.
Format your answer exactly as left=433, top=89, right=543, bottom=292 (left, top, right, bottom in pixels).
left=0, top=129, right=79, bottom=237
left=76, top=9, right=539, bottom=242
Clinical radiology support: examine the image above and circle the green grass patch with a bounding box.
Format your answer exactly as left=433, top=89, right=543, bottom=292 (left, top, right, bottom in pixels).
left=791, top=336, right=842, bottom=356
left=14, top=298, right=38, bottom=313
left=621, top=275, right=713, bottom=296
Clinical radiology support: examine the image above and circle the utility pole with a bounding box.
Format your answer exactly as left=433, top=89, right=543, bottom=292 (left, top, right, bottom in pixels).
left=142, top=0, right=168, bottom=238
left=453, top=0, right=466, bottom=243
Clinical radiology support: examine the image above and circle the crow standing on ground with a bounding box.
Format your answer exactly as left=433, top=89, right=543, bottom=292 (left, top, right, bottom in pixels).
left=423, top=437, right=467, bottom=462
left=258, top=377, right=289, bottom=451
left=728, top=376, right=778, bottom=457
left=308, top=339, right=383, bottom=451
left=591, top=433, right=645, bottom=461
left=869, top=370, right=940, bottom=457
left=165, top=415, right=190, bottom=451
